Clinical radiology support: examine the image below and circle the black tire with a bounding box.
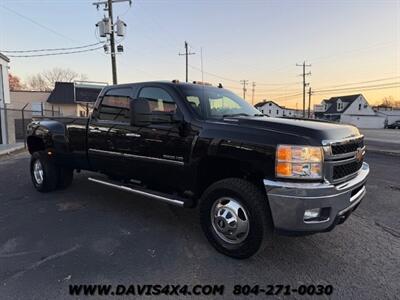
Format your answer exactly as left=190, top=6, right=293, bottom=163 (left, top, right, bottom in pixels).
left=199, top=178, right=273, bottom=259
left=57, top=167, right=74, bottom=189
left=30, top=151, right=58, bottom=192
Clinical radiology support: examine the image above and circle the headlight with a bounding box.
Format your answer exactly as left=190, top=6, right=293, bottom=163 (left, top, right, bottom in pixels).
left=276, top=145, right=323, bottom=179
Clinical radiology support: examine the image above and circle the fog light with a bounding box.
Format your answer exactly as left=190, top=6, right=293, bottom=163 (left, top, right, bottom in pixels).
left=304, top=208, right=321, bottom=221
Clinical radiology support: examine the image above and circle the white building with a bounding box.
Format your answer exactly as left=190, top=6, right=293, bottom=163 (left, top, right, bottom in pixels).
left=314, top=94, right=385, bottom=129
left=255, top=100, right=297, bottom=118
left=373, top=106, right=400, bottom=127
left=0, top=53, right=11, bottom=145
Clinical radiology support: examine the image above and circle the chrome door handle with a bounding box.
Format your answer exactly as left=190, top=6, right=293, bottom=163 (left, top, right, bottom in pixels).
left=125, top=133, right=141, bottom=137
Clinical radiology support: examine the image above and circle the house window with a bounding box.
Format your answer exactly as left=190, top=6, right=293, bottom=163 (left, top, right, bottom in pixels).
left=358, top=103, right=362, bottom=110
left=269, top=109, right=271, bottom=114
left=276, top=110, right=279, bottom=115
left=337, top=102, right=343, bottom=111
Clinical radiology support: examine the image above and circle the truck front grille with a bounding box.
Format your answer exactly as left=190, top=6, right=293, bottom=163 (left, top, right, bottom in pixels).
left=333, top=159, right=363, bottom=180
left=331, top=137, right=364, bottom=155
left=323, top=135, right=365, bottom=183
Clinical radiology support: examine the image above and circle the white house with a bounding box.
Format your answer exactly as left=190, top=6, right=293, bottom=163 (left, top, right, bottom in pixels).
left=314, top=94, right=385, bottom=129
left=255, top=100, right=297, bottom=118
left=0, top=52, right=11, bottom=145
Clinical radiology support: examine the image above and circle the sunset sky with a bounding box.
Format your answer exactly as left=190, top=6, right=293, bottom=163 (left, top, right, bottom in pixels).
left=0, top=0, right=399, bottom=108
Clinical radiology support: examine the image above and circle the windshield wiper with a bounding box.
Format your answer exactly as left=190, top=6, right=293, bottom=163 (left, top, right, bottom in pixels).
left=253, top=113, right=265, bottom=117
left=222, top=113, right=250, bottom=118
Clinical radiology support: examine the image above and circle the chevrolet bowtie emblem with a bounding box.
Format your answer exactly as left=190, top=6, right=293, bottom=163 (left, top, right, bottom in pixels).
left=355, top=147, right=363, bottom=162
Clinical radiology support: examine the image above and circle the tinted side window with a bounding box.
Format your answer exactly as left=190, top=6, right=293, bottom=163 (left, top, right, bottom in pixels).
left=138, top=87, right=176, bottom=114
left=98, top=88, right=131, bottom=122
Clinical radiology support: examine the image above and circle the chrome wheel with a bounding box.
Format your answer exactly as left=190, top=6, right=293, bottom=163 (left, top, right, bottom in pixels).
left=33, top=160, right=44, bottom=185
left=211, top=197, right=250, bottom=244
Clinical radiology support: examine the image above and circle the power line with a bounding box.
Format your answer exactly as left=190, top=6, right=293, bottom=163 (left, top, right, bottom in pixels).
left=0, top=4, right=78, bottom=42
left=6, top=46, right=105, bottom=57
left=188, top=65, right=240, bottom=83
left=0, top=42, right=104, bottom=53
left=313, top=82, right=400, bottom=94
left=273, top=92, right=303, bottom=100
left=256, top=81, right=300, bottom=86
left=313, top=84, right=400, bottom=96
left=316, top=76, right=400, bottom=90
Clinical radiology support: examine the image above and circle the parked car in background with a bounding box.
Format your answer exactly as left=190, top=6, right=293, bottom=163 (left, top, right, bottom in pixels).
left=386, top=120, right=400, bottom=129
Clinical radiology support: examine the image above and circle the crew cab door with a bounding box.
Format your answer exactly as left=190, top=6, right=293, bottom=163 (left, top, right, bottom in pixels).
left=87, top=87, right=139, bottom=176
left=133, top=85, right=196, bottom=191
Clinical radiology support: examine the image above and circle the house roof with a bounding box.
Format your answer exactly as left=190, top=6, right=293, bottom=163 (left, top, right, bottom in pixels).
left=254, top=100, right=267, bottom=107
left=47, top=81, right=102, bottom=104
left=0, top=52, right=10, bottom=63
left=324, top=94, right=362, bottom=114
left=47, top=82, right=75, bottom=104
left=254, top=100, right=285, bottom=109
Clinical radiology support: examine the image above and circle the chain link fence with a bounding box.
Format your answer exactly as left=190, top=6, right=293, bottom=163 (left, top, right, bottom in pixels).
left=0, top=103, right=62, bottom=147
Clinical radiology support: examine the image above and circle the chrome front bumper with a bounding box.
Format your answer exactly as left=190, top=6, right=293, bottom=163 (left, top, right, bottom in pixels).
left=264, top=162, right=369, bottom=235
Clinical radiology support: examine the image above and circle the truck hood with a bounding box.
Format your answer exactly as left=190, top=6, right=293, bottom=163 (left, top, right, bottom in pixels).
left=223, top=116, right=361, bottom=144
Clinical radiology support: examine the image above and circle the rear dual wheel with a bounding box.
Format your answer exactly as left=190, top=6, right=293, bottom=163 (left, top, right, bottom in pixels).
left=30, top=151, right=73, bottom=192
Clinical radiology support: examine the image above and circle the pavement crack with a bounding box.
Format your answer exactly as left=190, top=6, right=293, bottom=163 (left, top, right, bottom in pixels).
left=374, top=221, right=400, bottom=238
left=7, top=244, right=80, bottom=280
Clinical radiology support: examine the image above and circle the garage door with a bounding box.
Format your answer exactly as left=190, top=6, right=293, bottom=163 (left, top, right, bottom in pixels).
left=341, top=115, right=385, bottom=129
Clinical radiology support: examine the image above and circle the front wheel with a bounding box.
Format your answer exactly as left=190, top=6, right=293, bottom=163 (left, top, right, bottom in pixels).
left=199, top=178, right=273, bottom=259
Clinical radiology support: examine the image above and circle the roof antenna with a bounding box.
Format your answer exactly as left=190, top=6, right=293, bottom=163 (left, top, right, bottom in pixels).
left=200, top=47, right=204, bottom=83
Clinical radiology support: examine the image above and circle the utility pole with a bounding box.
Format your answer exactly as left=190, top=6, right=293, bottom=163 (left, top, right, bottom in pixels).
left=296, top=61, right=311, bottom=118
left=251, top=82, right=256, bottom=105
left=108, top=0, right=117, bottom=84
left=93, top=0, right=131, bottom=84
left=240, top=80, right=249, bottom=100
left=179, top=41, right=195, bottom=82
left=308, top=86, right=312, bottom=119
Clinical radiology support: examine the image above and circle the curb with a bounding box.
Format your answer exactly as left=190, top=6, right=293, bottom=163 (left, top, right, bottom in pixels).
left=0, top=144, right=26, bottom=158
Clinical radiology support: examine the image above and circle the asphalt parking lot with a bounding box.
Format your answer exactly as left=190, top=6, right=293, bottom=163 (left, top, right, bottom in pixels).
left=0, top=150, right=399, bottom=299
left=361, top=129, right=400, bottom=154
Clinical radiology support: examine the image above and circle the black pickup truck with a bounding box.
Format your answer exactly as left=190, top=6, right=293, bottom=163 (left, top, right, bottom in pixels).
left=27, top=80, right=369, bottom=258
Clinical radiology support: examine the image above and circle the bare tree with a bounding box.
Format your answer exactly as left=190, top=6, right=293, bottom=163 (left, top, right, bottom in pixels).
left=27, top=74, right=51, bottom=91
left=382, top=96, right=394, bottom=106
left=27, top=67, right=88, bottom=91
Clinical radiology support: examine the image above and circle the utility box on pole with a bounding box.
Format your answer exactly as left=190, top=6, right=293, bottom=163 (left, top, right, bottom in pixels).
left=96, top=18, right=111, bottom=37
left=115, top=18, right=127, bottom=37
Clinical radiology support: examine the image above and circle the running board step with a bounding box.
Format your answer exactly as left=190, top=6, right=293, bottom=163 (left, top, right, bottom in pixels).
left=88, top=177, right=192, bottom=207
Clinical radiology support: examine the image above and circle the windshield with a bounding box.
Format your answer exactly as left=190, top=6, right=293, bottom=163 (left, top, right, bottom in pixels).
left=179, top=85, right=263, bottom=119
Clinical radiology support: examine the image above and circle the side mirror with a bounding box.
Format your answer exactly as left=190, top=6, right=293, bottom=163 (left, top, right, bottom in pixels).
left=130, top=98, right=152, bottom=126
